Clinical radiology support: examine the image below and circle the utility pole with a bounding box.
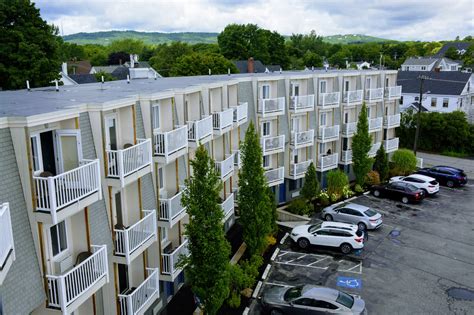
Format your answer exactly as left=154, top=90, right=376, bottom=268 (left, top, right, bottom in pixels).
left=413, top=75, right=430, bottom=154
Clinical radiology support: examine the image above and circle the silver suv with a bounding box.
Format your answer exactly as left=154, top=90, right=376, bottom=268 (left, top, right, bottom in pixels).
left=322, top=202, right=382, bottom=231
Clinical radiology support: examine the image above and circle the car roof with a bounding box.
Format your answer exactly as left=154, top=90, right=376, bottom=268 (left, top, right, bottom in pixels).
left=406, top=174, right=435, bottom=181
left=344, top=203, right=370, bottom=212
left=302, top=285, right=339, bottom=301
left=321, top=221, right=358, bottom=231
left=434, top=166, right=463, bottom=172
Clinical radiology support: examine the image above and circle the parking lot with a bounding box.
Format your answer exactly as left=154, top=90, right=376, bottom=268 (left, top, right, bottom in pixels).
left=249, top=183, right=474, bottom=314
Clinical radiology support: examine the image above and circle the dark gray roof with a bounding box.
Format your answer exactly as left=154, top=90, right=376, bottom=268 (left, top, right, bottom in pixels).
left=397, top=71, right=472, bottom=96
left=111, top=66, right=130, bottom=80
left=266, top=65, right=281, bottom=72
left=69, top=74, right=97, bottom=84
left=435, top=42, right=472, bottom=57
left=232, top=60, right=281, bottom=73
left=402, top=57, right=438, bottom=66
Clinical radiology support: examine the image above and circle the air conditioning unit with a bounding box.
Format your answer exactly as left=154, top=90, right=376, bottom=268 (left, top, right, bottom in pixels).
left=55, top=254, right=74, bottom=273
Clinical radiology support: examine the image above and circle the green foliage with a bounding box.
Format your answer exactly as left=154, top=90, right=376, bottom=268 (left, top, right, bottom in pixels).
left=391, top=149, right=417, bottom=176
left=354, top=184, right=364, bottom=193
left=318, top=191, right=330, bottom=206
left=352, top=103, right=373, bottom=186
left=300, top=162, right=320, bottom=202
left=365, top=170, right=381, bottom=186
left=287, top=198, right=311, bottom=216
left=0, top=0, right=62, bottom=90
left=107, top=38, right=145, bottom=55
left=149, top=42, right=193, bottom=76
left=238, top=122, right=275, bottom=256
left=327, top=169, right=349, bottom=200
left=170, top=52, right=237, bottom=76
left=444, top=46, right=460, bottom=60
left=82, top=44, right=108, bottom=66
left=373, top=143, right=389, bottom=182
left=60, top=42, right=86, bottom=61
left=342, top=185, right=355, bottom=199
left=94, top=71, right=115, bottom=82
left=227, top=255, right=263, bottom=308
left=181, top=145, right=230, bottom=315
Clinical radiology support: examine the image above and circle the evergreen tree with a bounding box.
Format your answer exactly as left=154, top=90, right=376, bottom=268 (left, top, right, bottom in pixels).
left=352, top=103, right=373, bottom=186
left=373, top=143, right=389, bottom=182
left=300, top=162, right=320, bottom=202
left=181, top=145, right=230, bottom=315
left=238, top=121, right=274, bottom=256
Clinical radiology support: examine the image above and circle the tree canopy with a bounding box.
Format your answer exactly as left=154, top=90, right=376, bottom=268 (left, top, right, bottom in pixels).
left=170, top=52, right=237, bottom=76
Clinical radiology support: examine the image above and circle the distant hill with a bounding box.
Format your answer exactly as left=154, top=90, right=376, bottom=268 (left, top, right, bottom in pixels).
left=63, top=31, right=396, bottom=45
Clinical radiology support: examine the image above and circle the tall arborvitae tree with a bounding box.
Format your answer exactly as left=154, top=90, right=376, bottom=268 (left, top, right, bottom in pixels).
left=352, top=103, right=373, bottom=186
left=181, top=145, right=230, bottom=315
left=301, top=162, right=320, bottom=202
left=373, top=143, right=389, bottom=182
left=238, top=121, right=274, bottom=256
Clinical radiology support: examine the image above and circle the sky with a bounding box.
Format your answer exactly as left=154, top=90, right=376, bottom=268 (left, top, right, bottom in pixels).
left=35, top=0, right=473, bottom=41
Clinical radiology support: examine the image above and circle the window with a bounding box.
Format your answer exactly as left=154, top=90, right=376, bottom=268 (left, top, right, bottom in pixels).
left=399, top=96, right=403, bottom=105
left=320, top=113, right=327, bottom=126
left=158, top=167, right=164, bottom=190
left=293, top=298, right=314, bottom=306
left=159, top=227, right=168, bottom=243
left=364, top=209, right=377, bottom=217
left=262, top=121, right=271, bottom=136
left=421, top=66, right=426, bottom=71
left=385, top=77, right=389, bottom=87
left=431, top=97, right=437, bottom=107
left=344, top=112, right=349, bottom=124
left=30, top=134, right=43, bottom=175
left=319, top=143, right=326, bottom=155
left=50, top=221, right=68, bottom=257
left=291, top=82, right=300, bottom=96
left=284, top=286, right=303, bottom=301
left=365, top=77, right=371, bottom=89
left=451, top=65, right=457, bottom=71
left=262, top=84, right=270, bottom=99
left=367, top=106, right=371, bottom=118
left=443, top=98, right=449, bottom=108
left=152, top=103, right=160, bottom=130
left=336, top=292, right=355, bottom=308
left=320, top=81, right=327, bottom=94
left=263, top=155, right=271, bottom=169
left=344, top=81, right=349, bottom=92
left=312, top=300, right=338, bottom=310
left=291, top=117, right=300, bottom=132
left=414, top=96, right=419, bottom=102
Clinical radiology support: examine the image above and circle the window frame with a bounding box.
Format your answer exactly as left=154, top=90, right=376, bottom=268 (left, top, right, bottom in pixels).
left=261, top=84, right=270, bottom=99
left=50, top=220, right=69, bottom=259
left=319, top=80, right=327, bottom=94
left=262, top=121, right=271, bottom=137
left=263, top=154, right=271, bottom=169
left=431, top=97, right=437, bottom=107
left=152, top=102, right=161, bottom=131
left=443, top=98, right=449, bottom=108
left=30, top=133, right=44, bottom=176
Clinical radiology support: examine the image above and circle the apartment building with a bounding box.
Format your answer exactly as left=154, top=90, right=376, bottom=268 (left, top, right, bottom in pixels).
left=0, top=69, right=400, bottom=315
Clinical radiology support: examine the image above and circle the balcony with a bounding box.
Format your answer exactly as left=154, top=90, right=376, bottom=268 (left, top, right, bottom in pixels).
left=368, top=117, right=383, bottom=132
left=316, top=153, right=339, bottom=172
left=0, top=203, right=15, bottom=285
left=106, top=139, right=153, bottom=188
left=340, top=150, right=352, bottom=164
left=317, top=125, right=340, bottom=142
left=384, top=138, right=399, bottom=153
left=215, top=154, right=235, bottom=181
left=261, top=135, right=285, bottom=155
left=220, top=193, right=235, bottom=221
left=289, top=95, right=315, bottom=113
left=34, top=159, right=101, bottom=225
left=385, top=86, right=402, bottom=99
left=119, top=268, right=159, bottom=315
left=265, top=167, right=285, bottom=187
left=232, top=150, right=242, bottom=169
left=153, top=126, right=188, bottom=164
left=187, top=115, right=213, bottom=147
left=342, top=122, right=357, bottom=137
left=290, top=130, right=314, bottom=149
left=212, top=108, right=234, bottom=136
left=114, top=210, right=157, bottom=264
left=288, top=159, right=312, bottom=180
left=158, top=190, right=187, bottom=228
left=365, top=88, right=384, bottom=102
left=161, top=239, right=189, bottom=282
left=232, top=102, right=248, bottom=127
left=257, top=97, right=285, bottom=117
left=369, top=142, right=382, bottom=157
left=318, top=92, right=340, bottom=108
left=343, top=90, right=363, bottom=106
left=384, top=114, right=401, bottom=128
left=47, top=245, right=109, bottom=314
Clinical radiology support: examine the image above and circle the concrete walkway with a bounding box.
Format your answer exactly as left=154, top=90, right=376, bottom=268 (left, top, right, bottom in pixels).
left=416, top=152, right=474, bottom=178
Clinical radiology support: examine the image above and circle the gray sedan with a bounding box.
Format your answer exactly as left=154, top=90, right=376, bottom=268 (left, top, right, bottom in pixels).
left=322, top=203, right=382, bottom=231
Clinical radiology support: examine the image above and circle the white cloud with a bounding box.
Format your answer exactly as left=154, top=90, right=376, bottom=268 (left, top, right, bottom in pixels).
left=35, top=0, right=473, bottom=41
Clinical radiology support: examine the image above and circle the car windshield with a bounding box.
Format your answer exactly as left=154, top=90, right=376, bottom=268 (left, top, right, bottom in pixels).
left=336, top=291, right=354, bottom=308
left=406, top=184, right=418, bottom=192
left=308, top=224, right=322, bottom=233
left=284, top=286, right=303, bottom=301
left=364, top=209, right=377, bottom=217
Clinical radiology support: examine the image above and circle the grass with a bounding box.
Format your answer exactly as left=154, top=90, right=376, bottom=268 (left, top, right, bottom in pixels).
left=440, top=150, right=472, bottom=158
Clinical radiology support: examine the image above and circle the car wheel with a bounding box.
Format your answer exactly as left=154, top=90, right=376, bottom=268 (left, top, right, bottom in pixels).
left=447, top=180, right=454, bottom=188
left=340, top=243, right=352, bottom=254
left=358, top=222, right=367, bottom=231
left=297, top=238, right=310, bottom=249
left=270, top=309, right=284, bottom=315
left=325, top=214, right=333, bottom=221
left=402, top=196, right=409, bottom=204
left=373, top=190, right=381, bottom=197
left=421, top=189, right=428, bottom=196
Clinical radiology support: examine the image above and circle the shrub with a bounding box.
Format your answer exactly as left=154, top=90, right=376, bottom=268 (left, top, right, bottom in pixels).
left=286, top=197, right=311, bottom=216
left=318, top=191, right=330, bottom=206
left=373, top=144, right=389, bottom=182
left=330, top=193, right=339, bottom=203
left=265, top=235, right=277, bottom=247
left=354, top=184, right=364, bottom=194
left=327, top=169, right=349, bottom=200
left=227, top=255, right=263, bottom=308
left=391, top=149, right=417, bottom=175
left=366, top=170, right=381, bottom=186
left=301, top=162, right=320, bottom=202
left=342, top=185, right=355, bottom=199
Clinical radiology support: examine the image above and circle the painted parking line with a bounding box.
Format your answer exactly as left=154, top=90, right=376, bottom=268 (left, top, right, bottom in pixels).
left=274, top=252, right=363, bottom=274
left=265, top=282, right=293, bottom=288
left=280, top=232, right=289, bottom=244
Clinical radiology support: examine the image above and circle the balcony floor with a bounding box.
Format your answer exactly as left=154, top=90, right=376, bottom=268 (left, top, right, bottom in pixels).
left=113, top=231, right=157, bottom=265
left=153, top=146, right=188, bottom=165
left=106, top=164, right=153, bottom=188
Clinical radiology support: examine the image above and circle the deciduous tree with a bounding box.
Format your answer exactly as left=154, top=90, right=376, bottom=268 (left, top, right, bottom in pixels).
left=170, top=52, right=237, bottom=76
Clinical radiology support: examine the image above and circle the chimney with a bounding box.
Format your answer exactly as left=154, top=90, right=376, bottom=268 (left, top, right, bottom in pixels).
left=247, top=57, right=255, bottom=73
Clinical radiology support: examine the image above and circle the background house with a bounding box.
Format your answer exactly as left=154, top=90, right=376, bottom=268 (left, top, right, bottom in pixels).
left=401, top=57, right=462, bottom=71
left=232, top=57, right=281, bottom=73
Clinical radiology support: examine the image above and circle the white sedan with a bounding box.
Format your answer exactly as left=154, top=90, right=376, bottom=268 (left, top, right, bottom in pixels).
left=389, top=174, right=439, bottom=195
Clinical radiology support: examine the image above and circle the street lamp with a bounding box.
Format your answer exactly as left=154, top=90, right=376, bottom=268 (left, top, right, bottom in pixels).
left=413, top=75, right=430, bottom=154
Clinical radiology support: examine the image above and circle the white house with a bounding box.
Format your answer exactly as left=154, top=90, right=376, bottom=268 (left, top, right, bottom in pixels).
left=401, top=57, right=462, bottom=72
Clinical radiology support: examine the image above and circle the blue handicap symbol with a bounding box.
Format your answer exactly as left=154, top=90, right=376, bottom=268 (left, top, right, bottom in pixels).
left=337, top=276, right=362, bottom=289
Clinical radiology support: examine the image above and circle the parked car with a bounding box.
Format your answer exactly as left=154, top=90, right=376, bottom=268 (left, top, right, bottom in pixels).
left=261, top=284, right=366, bottom=315
left=416, top=166, right=468, bottom=188
left=290, top=222, right=364, bottom=254
left=322, top=203, right=383, bottom=231
left=389, top=174, right=439, bottom=195
left=370, top=182, right=425, bottom=204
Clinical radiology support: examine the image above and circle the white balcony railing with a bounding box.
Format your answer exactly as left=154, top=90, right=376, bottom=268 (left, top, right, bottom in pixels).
left=290, top=160, right=312, bottom=178
left=341, top=150, right=353, bottom=163
left=220, top=193, right=234, bottom=219
left=212, top=108, right=234, bottom=132
left=257, top=97, right=285, bottom=116
left=0, top=202, right=15, bottom=284
left=368, top=117, right=383, bottom=132
left=215, top=154, right=235, bottom=180
left=318, top=125, right=340, bottom=141
left=47, top=245, right=109, bottom=312
left=342, top=122, right=357, bottom=136
left=384, top=114, right=401, bottom=128
left=187, top=116, right=213, bottom=143
left=343, top=90, right=363, bottom=105
left=317, top=153, right=339, bottom=171
left=261, top=135, right=285, bottom=154
left=162, top=240, right=189, bottom=275
left=384, top=138, right=399, bottom=152
left=290, top=95, right=315, bottom=112
left=153, top=126, right=188, bottom=159
left=34, top=159, right=101, bottom=224
left=232, top=150, right=242, bottom=169
left=119, top=268, right=159, bottom=315
left=369, top=142, right=381, bottom=157
left=159, top=191, right=186, bottom=225
left=365, top=88, right=384, bottom=102
left=291, top=130, right=314, bottom=148
left=232, top=102, right=248, bottom=125
left=318, top=92, right=340, bottom=108
left=114, top=210, right=157, bottom=264
left=416, top=157, right=423, bottom=168
left=385, top=86, right=402, bottom=99
left=265, top=167, right=285, bottom=186
left=106, top=139, right=152, bottom=184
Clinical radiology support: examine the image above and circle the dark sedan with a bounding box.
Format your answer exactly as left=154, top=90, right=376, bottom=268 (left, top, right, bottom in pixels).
left=416, top=166, right=468, bottom=188
left=370, top=182, right=425, bottom=204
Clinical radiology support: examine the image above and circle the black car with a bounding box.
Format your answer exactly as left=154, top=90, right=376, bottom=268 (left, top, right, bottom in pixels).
left=416, top=166, right=468, bottom=188
left=370, top=182, right=425, bottom=204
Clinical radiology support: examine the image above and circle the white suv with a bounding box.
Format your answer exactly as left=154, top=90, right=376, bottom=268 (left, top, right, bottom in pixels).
left=389, top=174, right=439, bottom=195
left=290, top=222, right=364, bottom=254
